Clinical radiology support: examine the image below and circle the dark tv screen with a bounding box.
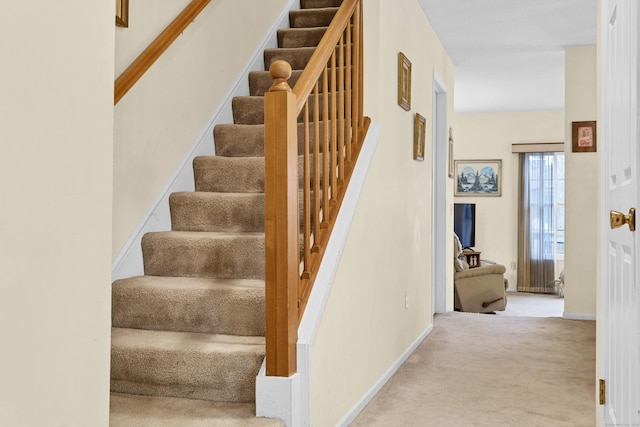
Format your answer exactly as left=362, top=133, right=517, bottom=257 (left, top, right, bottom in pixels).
left=454, top=203, right=476, bottom=249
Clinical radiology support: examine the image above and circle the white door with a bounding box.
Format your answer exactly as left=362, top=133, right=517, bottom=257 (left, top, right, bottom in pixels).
left=601, top=0, right=640, bottom=424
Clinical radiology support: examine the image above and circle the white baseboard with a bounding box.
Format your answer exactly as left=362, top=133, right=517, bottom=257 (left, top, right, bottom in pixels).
left=111, top=0, right=298, bottom=280
left=256, top=362, right=301, bottom=427
left=337, top=323, right=435, bottom=427
left=563, top=313, right=596, bottom=321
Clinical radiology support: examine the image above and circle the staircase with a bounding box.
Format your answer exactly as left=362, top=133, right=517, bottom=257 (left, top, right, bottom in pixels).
left=110, top=0, right=343, bottom=425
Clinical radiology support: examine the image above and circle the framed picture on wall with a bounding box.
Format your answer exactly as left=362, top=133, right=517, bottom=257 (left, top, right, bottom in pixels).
left=398, top=52, right=412, bottom=111
left=454, top=159, right=502, bottom=196
left=414, top=113, right=426, bottom=161
left=116, top=0, right=129, bottom=27
left=448, top=127, right=455, bottom=178
left=572, top=120, right=597, bottom=152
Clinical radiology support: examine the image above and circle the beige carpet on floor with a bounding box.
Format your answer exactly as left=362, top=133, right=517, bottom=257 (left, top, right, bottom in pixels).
left=496, top=291, right=565, bottom=317
left=351, top=311, right=595, bottom=426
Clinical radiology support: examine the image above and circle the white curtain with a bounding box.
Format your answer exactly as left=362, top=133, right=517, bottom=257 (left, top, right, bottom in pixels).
left=517, top=153, right=556, bottom=293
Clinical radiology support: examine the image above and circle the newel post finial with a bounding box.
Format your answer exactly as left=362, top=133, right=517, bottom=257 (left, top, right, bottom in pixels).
left=269, top=60, right=292, bottom=92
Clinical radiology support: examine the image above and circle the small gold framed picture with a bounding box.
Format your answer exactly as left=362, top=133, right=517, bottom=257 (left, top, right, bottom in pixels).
left=116, top=0, right=129, bottom=27
left=414, top=113, right=426, bottom=161
left=448, top=127, right=454, bottom=178
left=398, top=52, right=412, bottom=111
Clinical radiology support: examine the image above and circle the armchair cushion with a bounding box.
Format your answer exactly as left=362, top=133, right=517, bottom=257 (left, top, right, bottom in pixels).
left=455, top=264, right=505, bottom=280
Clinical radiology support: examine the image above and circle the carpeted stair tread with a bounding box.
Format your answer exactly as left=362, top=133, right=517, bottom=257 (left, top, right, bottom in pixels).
left=264, top=47, right=316, bottom=70
left=170, top=192, right=265, bottom=232
left=301, top=0, right=343, bottom=8
left=290, top=7, right=338, bottom=28
left=142, top=231, right=265, bottom=279
left=233, top=94, right=327, bottom=125
left=111, top=328, right=264, bottom=402
left=112, top=276, right=265, bottom=336
left=194, top=156, right=265, bottom=192
left=110, top=393, right=285, bottom=426
left=277, top=26, right=328, bottom=48
left=213, top=123, right=331, bottom=157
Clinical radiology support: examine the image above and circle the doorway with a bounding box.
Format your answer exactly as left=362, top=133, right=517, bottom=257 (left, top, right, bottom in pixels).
left=432, top=70, right=448, bottom=315
left=514, top=151, right=565, bottom=316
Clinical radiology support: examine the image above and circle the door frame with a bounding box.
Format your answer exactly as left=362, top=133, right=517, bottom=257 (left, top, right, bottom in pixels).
left=432, top=69, right=448, bottom=314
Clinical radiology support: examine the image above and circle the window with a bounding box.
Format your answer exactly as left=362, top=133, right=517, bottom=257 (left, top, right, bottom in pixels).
left=525, top=152, right=564, bottom=261
left=518, top=150, right=565, bottom=293
left=555, top=153, right=565, bottom=258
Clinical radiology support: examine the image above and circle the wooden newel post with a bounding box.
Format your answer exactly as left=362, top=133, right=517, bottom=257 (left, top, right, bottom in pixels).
left=264, top=60, right=299, bottom=377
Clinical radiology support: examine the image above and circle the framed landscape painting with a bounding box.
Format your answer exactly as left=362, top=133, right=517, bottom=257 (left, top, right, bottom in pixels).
left=454, top=159, right=502, bottom=196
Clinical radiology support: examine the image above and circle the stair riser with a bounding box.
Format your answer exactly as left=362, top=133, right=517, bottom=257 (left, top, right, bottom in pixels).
left=170, top=193, right=265, bottom=232
left=249, top=68, right=348, bottom=96
left=215, top=122, right=339, bottom=157
left=301, top=0, right=343, bottom=8
left=170, top=188, right=320, bottom=233
left=234, top=93, right=342, bottom=125
left=193, top=154, right=325, bottom=193
left=264, top=47, right=315, bottom=71
left=142, top=233, right=265, bottom=279
left=112, top=281, right=265, bottom=336
left=264, top=44, right=348, bottom=70
left=250, top=70, right=302, bottom=96
left=111, top=346, right=264, bottom=402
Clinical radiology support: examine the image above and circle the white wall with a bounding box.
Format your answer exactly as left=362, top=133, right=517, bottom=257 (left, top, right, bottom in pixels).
left=0, top=1, right=113, bottom=425
left=564, top=45, right=598, bottom=319
left=308, top=0, right=455, bottom=424
left=453, top=111, right=565, bottom=290
left=113, top=0, right=290, bottom=257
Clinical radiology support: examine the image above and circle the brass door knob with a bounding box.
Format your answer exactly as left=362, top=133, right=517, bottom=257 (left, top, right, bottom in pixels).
left=610, top=208, right=636, bottom=231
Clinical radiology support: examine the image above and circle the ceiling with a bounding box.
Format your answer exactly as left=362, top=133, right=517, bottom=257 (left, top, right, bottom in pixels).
left=417, top=0, right=598, bottom=113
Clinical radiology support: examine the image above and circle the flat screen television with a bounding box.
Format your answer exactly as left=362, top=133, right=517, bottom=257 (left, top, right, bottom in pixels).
left=454, top=203, right=476, bottom=249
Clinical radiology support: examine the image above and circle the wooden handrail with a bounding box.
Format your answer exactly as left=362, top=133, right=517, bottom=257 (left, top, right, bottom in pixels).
left=264, top=0, right=368, bottom=377
left=292, top=0, right=359, bottom=113
left=114, top=0, right=210, bottom=105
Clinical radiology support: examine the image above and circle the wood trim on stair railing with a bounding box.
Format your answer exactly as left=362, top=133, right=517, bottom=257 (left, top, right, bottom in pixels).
left=114, top=0, right=210, bottom=105
left=264, top=0, right=370, bottom=377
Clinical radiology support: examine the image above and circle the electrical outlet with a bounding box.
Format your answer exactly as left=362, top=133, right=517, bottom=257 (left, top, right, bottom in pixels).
left=511, top=261, right=516, bottom=270
left=405, top=291, right=409, bottom=309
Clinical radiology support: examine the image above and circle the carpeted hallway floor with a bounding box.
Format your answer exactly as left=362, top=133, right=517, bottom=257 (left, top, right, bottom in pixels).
left=496, top=291, right=565, bottom=318
left=351, top=293, right=595, bottom=426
